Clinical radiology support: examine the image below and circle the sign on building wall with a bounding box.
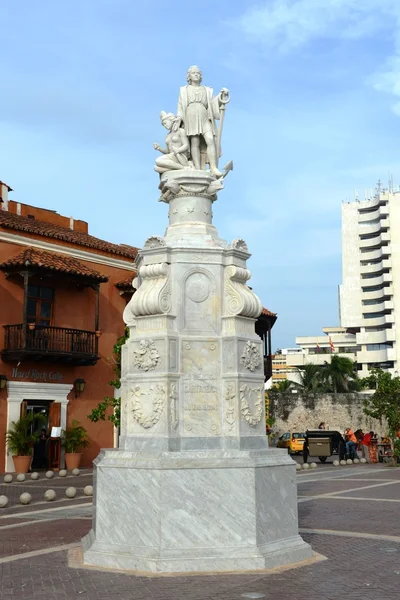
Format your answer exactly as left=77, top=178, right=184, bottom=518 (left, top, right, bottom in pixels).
left=11, top=368, right=63, bottom=382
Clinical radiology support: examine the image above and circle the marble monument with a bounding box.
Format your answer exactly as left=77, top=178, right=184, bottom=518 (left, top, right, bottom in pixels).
left=82, top=66, right=312, bottom=573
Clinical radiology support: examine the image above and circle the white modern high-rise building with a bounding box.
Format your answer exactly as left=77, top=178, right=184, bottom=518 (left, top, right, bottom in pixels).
left=339, top=185, right=400, bottom=376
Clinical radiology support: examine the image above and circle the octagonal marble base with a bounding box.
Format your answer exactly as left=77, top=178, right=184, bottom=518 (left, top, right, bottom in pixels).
left=82, top=448, right=312, bottom=573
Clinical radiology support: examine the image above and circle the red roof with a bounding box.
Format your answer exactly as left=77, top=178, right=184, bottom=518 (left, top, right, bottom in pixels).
left=0, top=210, right=138, bottom=259
left=261, top=307, right=277, bottom=317
left=115, top=275, right=137, bottom=291
left=0, top=247, right=108, bottom=282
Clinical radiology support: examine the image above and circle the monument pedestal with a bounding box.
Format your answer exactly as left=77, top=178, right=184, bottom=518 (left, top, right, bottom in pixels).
left=83, top=448, right=311, bottom=573
left=83, top=160, right=312, bottom=571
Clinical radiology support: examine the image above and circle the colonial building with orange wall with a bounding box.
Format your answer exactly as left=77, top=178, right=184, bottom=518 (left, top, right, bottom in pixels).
left=0, top=180, right=137, bottom=472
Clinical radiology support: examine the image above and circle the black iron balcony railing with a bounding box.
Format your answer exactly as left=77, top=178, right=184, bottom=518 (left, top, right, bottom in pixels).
left=2, top=324, right=98, bottom=365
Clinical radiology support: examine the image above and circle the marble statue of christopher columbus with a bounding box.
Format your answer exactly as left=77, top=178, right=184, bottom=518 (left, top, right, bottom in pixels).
left=172, top=65, right=230, bottom=178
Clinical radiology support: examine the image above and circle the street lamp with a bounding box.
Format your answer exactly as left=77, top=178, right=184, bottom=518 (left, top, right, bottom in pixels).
left=0, top=374, right=7, bottom=390
left=74, top=378, right=86, bottom=398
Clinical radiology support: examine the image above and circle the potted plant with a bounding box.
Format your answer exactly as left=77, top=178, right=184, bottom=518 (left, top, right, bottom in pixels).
left=62, top=420, right=90, bottom=469
left=5, top=413, right=46, bottom=473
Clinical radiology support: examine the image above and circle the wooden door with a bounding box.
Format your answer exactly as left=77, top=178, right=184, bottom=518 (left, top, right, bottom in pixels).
left=20, top=401, right=27, bottom=418
left=48, top=402, right=61, bottom=470
left=49, top=402, right=61, bottom=432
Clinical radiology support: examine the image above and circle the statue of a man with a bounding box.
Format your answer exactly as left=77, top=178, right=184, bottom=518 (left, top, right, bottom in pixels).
left=173, top=66, right=229, bottom=178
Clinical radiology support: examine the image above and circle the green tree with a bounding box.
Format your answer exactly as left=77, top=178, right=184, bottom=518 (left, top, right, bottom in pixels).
left=362, top=368, right=400, bottom=464
left=6, top=412, right=47, bottom=456
left=272, top=379, right=293, bottom=393
left=87, top=328, right=129, bottom=429
left=294, top=363, right=325, bottom=393
left=322, top=355, right=359, bottom=393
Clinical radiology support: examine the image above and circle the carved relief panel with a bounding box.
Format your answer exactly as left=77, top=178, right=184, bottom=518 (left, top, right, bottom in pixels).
left=240, top=340, right=263, bottom=373
left=239, top=384, right=264, bottom=429
left=183, top=269, right=219, bottom=334
left=129, top=383, right=166, bottom=431
left=181, top=339, right=221, bottom=436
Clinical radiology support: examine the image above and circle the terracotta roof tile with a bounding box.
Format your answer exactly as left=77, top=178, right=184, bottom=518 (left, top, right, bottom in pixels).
left=115, top=275, right=137, bottom=291
left=0, top=247, right=108, bottom=282
left=0, top=211, right=138, bottom=259
left=261, top=307, right=277, bottom=317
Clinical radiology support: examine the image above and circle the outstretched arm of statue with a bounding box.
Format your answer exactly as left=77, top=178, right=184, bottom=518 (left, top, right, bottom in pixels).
left=153, top=142, right=168, bottom=154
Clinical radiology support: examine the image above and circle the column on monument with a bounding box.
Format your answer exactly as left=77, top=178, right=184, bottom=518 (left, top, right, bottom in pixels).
left=221, top=245, right=267, bottom=450
left=120, top=240, right=179, bottom=452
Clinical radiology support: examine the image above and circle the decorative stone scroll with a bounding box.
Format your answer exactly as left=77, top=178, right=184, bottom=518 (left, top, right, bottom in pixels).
left=223, top=266, right=262, bottom=318
left=131, top=384, right=165, bottom=429
left=133, top=340, right=161, bottom=371
left=239, top=384, right=263, bottom=427
left=144, top=236, right=166, bottom=249
left=229, top=238, right=248, bottom=253
left=126, top=263, right=171, bottom=319
left=240, top=341, right=262, bottom=372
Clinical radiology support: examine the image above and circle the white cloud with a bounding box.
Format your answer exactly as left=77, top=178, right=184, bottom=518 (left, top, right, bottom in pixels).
left=235, top=0, right=396, bottom=51
left=233, top=1, right=400, bottom=116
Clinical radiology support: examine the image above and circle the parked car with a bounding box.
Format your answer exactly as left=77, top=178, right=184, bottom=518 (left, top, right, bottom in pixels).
left=277, top=432, right=305, bottom=454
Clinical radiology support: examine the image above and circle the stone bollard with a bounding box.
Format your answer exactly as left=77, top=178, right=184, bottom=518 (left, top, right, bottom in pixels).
left=84, top=485, right=93, bottom=496
left=3, top=474, right=13, bottom=484
left=59, top=470, right=67, bottom=477
left=44, top=490, right=56, bottom=502
left=0, top=495, right=9, bottom=508
left=46, top=471, right=54, bottom=479
left=333, top=460, right=340, bottom=467
left=19, top=493, right=32, bottom=505
left=31, top=472, right=39, bottom=480
left=72, top=468, right=80, bottom=476
left=65, top=487, right=77, bottom=498
left=16, top=474, right=26, bottom=482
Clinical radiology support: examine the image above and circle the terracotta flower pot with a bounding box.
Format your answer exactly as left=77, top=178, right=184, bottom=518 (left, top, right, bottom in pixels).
left=12, top=455, right=32, bottom=474
left=65, top=453, right=82, bottom=470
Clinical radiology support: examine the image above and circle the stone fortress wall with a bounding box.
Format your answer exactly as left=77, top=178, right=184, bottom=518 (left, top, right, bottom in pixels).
left=269, top=392, right=386, bottom=437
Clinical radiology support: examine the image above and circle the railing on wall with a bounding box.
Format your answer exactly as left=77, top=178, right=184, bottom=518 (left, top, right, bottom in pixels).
left=3, top=324, right=97, bottom=357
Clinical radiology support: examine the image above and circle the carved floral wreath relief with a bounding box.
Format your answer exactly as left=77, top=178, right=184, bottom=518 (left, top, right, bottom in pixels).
left=133, top=340, right=161, bottom=371
left=131, top=384, right=165, bottom=429
left=240, top=340, right=262, bottom=372
left=239, top=384, right=263, bottom=427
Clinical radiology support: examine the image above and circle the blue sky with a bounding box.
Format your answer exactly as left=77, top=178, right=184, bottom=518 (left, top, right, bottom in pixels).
left=1, top=0, right=400, bottom=349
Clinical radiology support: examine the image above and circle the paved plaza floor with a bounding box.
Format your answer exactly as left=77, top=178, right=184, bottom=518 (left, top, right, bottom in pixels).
left=0, top=464, right=399, bottom=599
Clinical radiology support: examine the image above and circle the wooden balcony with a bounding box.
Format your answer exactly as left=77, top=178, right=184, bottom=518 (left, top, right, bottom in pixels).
left=2, top=324, right=98, bottom=365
